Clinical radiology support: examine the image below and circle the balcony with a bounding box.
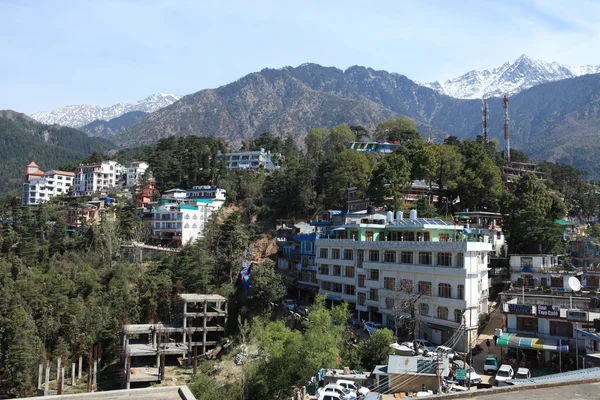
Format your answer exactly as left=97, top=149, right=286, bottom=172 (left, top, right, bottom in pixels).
left=317, top=238, right=492, bottom=253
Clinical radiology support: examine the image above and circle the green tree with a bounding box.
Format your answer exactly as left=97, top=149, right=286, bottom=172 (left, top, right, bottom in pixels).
left=326, top=125, right=356, bottom=154
left=374, top=118, right=420, bottom=142
left=248, top=260, right=286, bottom=315
left=304, top=128, right=329, bottom=159
left=247, top=132, right=283, bottom=153
left=350, top=125, right=370, bottom=141
left=367, top=153, right=411, bottom=209
left=325, top=150, right=373, bottom=209
left=189, top=373, right=239, bottom=400
left=358, top=328, right=395, bottom=371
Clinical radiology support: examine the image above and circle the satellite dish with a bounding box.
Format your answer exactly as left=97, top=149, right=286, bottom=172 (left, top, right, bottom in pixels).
left=567, top=276, right=582, bottom=292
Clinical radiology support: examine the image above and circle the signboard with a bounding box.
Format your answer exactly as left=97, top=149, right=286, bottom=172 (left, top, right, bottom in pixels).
left=455, top=369, right=467, bottom=379
left=507, top=303, right=533, bottom=314
left=567, top=310, right=589, bottom=321
left=537, top=305, right=560, bottom=318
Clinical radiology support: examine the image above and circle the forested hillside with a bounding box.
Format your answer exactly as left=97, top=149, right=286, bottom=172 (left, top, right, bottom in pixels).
left=0, top=111, right=115, bottom=194
left=80, top=111, right=148, bottom=138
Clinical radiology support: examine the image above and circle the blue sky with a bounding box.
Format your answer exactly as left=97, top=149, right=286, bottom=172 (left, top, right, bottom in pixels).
left=2, top=0, right=600, bottom=114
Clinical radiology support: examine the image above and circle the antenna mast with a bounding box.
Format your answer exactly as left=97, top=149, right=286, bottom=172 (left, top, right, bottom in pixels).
left=482, top=97, right=489, bottom=142
left=503, top=94, right=510, bottom=162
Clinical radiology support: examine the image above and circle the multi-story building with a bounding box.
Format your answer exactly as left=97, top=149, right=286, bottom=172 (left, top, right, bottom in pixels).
left=315, top=209, right=492, bottom=350
left=455, top=211, right=505, bottom=256
left=347, top=180, right=440, bottom=212
left=74, top=160, right=125, bottom=196
left=22, top=162, right=75, bottom=205
left=150, top=186, right=226, bottom=247
left=135, top=183, right=157, bottom=209
left=126, top=161, right=149, bottom=187
left=216, top=148, right=280, bottom=173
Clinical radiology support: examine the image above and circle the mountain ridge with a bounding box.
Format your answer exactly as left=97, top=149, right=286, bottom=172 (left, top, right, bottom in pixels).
left=421, top=54, right=600, bottom=99
left=30, top=93, right=181, bottom=128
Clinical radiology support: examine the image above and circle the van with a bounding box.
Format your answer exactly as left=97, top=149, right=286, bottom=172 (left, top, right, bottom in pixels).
left=483, top=355, right=499, bottom=374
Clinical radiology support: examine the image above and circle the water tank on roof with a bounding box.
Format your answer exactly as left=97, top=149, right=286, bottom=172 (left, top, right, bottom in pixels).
left=367, top=205, right=376, bottom=215
left=409, top=209, right=417, bottom=220
left=386, top=211, right=393, bottom=223
left=396, top=211, right=404, bottom=221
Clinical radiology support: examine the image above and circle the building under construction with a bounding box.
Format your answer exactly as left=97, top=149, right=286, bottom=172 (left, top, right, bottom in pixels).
left=121, top=294, right=228, bottom=388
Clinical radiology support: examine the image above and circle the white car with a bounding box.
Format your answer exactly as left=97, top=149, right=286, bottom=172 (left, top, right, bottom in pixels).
left=416, top=339, right=436, bottom=353
left=515, top=367, right=531, bottom=380
left=452, top=360, right=482, bottom=386
left=318, top=392, right=344, bottom=400
left=434, top=345, right=459, bottom=360
left=363, top=321, right=383, bottom=336
left=495, top=364, right=514, bottom=385
left=318, top=384, right=356, bottom=400
left=336, top=379, right=370, bottom=396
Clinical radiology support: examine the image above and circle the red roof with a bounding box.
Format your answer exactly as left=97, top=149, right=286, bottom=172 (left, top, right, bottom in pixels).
left=28, top=170, right=44, bottom=176
left=45, top=170, right=75, bottom=176
left=27, top=161, right=39, bottom=167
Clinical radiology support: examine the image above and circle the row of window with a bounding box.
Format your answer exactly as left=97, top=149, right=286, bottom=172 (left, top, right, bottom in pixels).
left=319, top=248, right=464, bottom=267
left=318, top=265, right=355, bottom=278
left=380, top=277, right=465, bottom=299
left=320, top=282, right=356, bottom=295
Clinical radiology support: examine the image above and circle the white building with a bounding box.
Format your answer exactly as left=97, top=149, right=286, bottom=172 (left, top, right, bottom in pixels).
left=455, top=211, right=505, bottom=256
left=509, top=254, right=569, bottom=288
left=22, top=162, right=75, bottom=205
left=74, top=161, right=125, bottom=196
left=215, top=148, right=280, bottom=173
left=126, top=161, right=149, bottom=187
left=150, top=186, right=226, bottom=247
left=315, top=210, right=492, bottom=350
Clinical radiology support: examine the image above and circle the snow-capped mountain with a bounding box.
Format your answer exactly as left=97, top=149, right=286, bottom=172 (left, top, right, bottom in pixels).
left=30, top=93, right=183, bottom=128
left=421, top=55, right=600, bottom=99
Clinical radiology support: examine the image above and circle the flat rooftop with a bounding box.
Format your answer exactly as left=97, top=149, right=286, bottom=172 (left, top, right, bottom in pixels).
left=20, top=386, right=196, bottom=399
left=179, top=294, right=227, bottom=302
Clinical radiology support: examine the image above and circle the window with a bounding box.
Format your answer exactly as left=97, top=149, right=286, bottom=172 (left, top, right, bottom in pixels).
left=344, top=249, right=353, bottom=260
left=400, top=251, right=413, bottom=264
left=384, top=277, right=396, bottom=290
left=366, top=231, right=374, bottom=241
left=424, top=232, right=430, bottom=241
left=478, top=279, right=482, bottom=293
left=520, top=257, right=533, bottom=269
left=437, top=306, right=449, bottom=320
left=332, top=265, right=342, bottom=276
left=418, top=281, right=432, bottom=295
left=419, top=303, right=429, bottom=316
left=419, top=252, right=432, bottom=265
left=369, top=250, right=379, bottom=262
left=305, top=242, right=313, bottom=252
left=385, top=297, right=395, bottom=309
left=368, top=269, right=379, bottom=281
left=369, top=288, right=379, bottom=301
left=331, top=249, right=340, bottom=259
left=358, top=292, right=366, bottom=306
left=319, top=265, right=329, bottom=275
left=320, top=248, right=329, bottom=259
left=384, top=251, right=396, bottom=263
left=332, top=283, right=342, bottom=293
left=437, top=252, right=452, bottom=266
left=407, top=232, right=415, bottom=241
left=517, top=317, right=539, bottom=333
left=345, top=266, right=355, bottom=278
left=439, top=233, right=450, bottom=242
left=550, top=321, right=572, bottom=338
left=350, top=231, right=358, bottom=240
left=438, top=283, right=452, bottom=298
left=358, top=274, right=366, bottom=288
left=551, top=276, right=564, bottom=288
left=454, top=309, right=463, bottom=323
left=457, top=284, right=465, bottom=300
left=321, top=281, right=331, bottom=291
left=457, top=253, right=464, bottom=268
left=587, top=276, right=599, bottom=288
left=399, top=279, right=413, bottom=292
left=345, top=285, right=355, bottom=295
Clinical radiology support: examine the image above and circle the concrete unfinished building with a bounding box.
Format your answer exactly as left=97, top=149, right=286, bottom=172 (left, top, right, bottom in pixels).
left=121, top=294, right=228, bottom=388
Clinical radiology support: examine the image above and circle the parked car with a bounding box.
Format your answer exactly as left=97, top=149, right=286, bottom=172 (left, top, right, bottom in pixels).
left=336, top=379, right=370, bottom=396
left=363, top=321, right=383, bottom=336
left=416, top=339, right=436, bottom=353
left=364, top=393, right=382, bottom=400
left=434, top=345, right=460, bottom=360
left=483, top=355, right=499, bottom=374
left=281, top=299, right=296, bottom=311
left=452, top=360, right=482, bottom=386
left=297, top=305, right=310, bottom=317
left=495, top=364, right=514, bottom=385
left=317, top=383, right=356, bottom=400
left=318, top=391, right=344, bottom=400
left=515, top=367, right=531, bottom=380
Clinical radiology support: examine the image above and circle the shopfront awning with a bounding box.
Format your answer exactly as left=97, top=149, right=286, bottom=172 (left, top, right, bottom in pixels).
left=497, top=333, right=569, bottom=352
left=575, top=329, right=600, bottom=341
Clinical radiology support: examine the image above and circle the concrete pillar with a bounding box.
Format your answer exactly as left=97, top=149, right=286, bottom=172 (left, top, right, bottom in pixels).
left=125, top=356, right=131, bottom=390
left=38, top=363, right=43, bottom=389
left=153, top=331, right=157, bottom=347
left=93, top=359, right=98, bottom=387
left=56, top=357, right=61, bottom=382
left=78, top=355, right=83, bottom=379
left=203, top=301, right=208, bottom=354
left=44, top=358, right=50, bottom=394
left=71, top=362, right=76, bottom=386
left=60, top=367, right=65, bottom=393
left=183, top=302, right=187, bottom=344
